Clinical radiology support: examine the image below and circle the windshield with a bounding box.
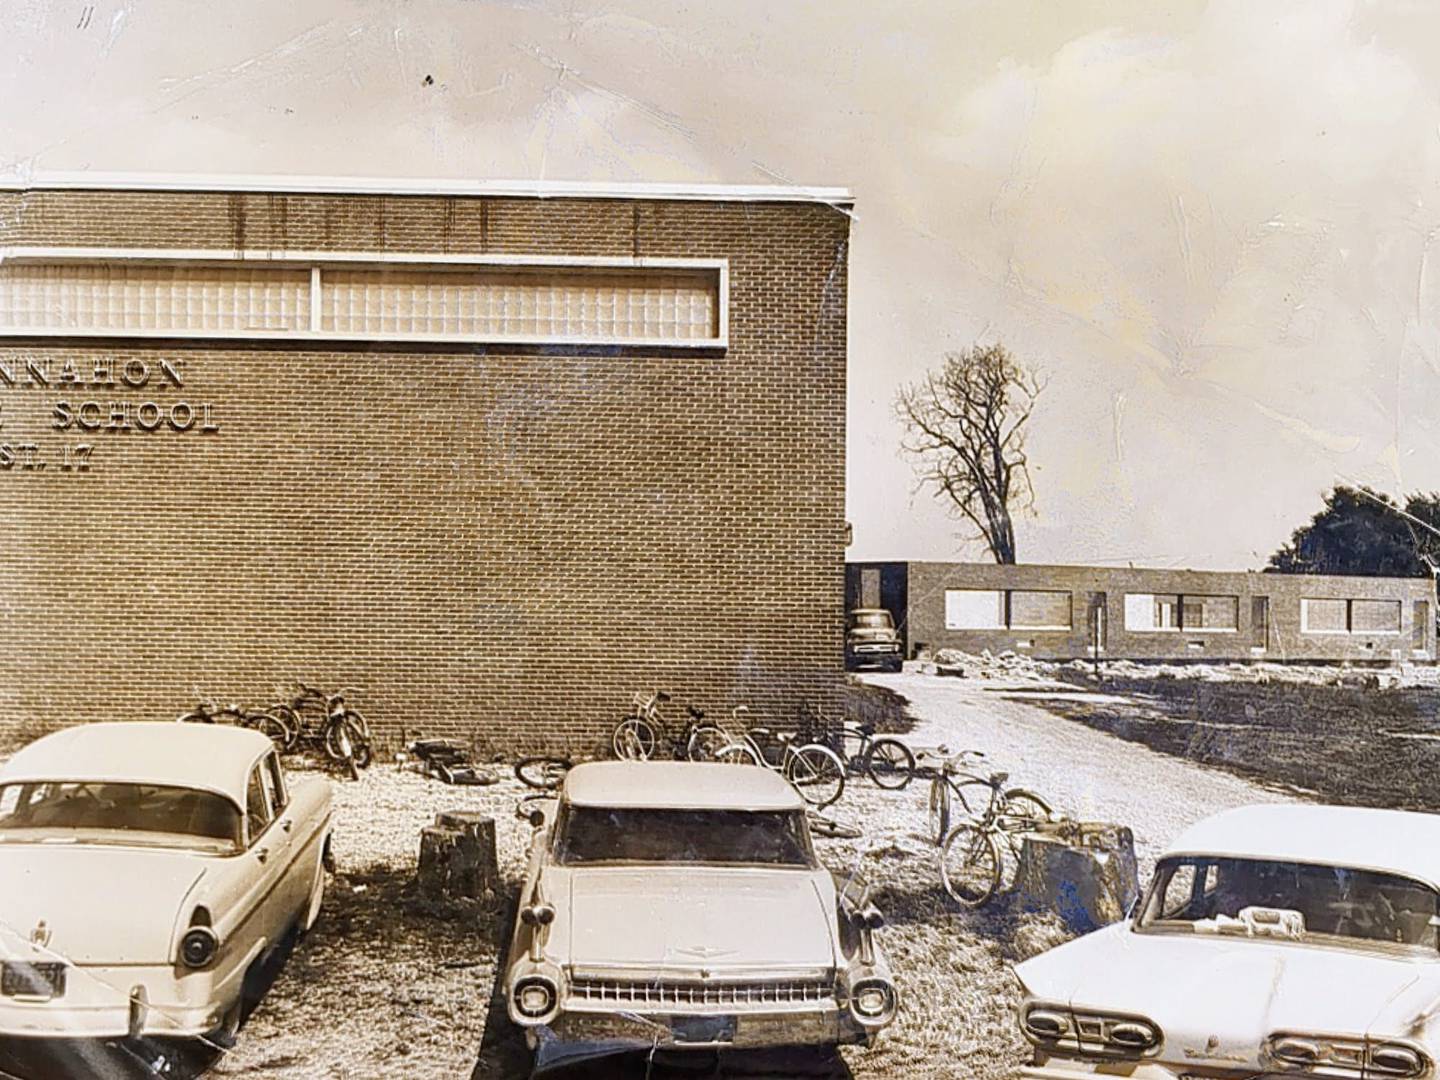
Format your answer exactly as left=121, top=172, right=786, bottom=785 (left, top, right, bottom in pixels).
left=1138, top=856, right=1440, bottom=954
left=848, top=612, right=893, bottom=630
left=0, top=782, right=243, bottom=853
left=555, top=806, right=816, bottom=867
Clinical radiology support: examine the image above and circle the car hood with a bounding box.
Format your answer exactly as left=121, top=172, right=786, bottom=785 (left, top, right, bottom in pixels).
left=0, top=844, right=207, bottom=964
left=558, top=866, right=838, bottom=974
left=847, top=629, right=898, bottom=642
left=1015, top=923, right=1440, bottom=1070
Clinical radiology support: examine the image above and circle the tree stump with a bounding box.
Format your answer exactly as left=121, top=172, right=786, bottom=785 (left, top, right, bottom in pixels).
left=1013, top=821, right=1139, bottom=933
left=417, top=811, right=499, bottom=899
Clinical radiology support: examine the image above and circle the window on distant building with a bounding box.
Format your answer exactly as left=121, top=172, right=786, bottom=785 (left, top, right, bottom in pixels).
left=945, top=590, right=1005, bottom=630
left=944, top=589, right=1073, bottom=631
left=1124, top=593, right=1179, bottom=631
left=1008, top=590, right=1072, bottom=630
left=1125, top=593, right=1238, bottom=632
left=1303, top=597, right=1402, bottom=635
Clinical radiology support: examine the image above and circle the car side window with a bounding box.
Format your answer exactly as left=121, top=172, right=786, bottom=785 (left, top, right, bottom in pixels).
left=265, top=752, right=288, bottom=815
left=245, top=767, right=272, bottom=845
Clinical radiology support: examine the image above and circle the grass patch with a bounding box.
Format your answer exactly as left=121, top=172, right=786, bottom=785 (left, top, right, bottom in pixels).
left=1044, top=671, right=1440, bottom=810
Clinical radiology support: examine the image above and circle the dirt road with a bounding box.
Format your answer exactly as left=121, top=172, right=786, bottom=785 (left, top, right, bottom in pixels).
left=860, top=669, right=1300, bottom=870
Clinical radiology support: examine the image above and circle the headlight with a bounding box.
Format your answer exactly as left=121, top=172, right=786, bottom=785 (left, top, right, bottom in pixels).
left=179, top=927, right=218, bottom=969
left=849, top=977, right=897, bottom=1025
left=511, top=974, right=560, bottom=1025
left=1265, top=1032, right=1431, bottom=1078
left=1020, top=1001, right=1162, bottom=1058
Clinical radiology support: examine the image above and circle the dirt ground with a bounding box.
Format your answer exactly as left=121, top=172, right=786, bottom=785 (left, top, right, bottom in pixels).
left=0, top=669, right=1309, bottom=1079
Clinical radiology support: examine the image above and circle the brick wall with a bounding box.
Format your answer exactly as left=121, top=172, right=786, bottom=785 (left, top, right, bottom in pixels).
left=0, top=188, right=851, bottom=752
left=897, top=561, right=1436, bottom=663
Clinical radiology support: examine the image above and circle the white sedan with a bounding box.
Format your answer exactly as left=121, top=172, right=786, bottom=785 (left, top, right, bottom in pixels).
left=504, top=761, right=897, bottom=1069
left=0, top=722, right=333, bottom=1044
left=1014, top=803, right=1440, bottom=1079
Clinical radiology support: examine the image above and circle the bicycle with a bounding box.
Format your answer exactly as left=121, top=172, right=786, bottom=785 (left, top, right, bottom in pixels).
left=611, top=691, right=728, bottom=762
left=176, top=699, right=291, bottom=748
left=514, top=755, right=574, bottom=791
left=799, top=704, right=916, bottom=790
left=715, top=726, right=846, bottom=809
left=924, top=751, right=1055, bottom=908
left=268, top=683, right=373, bottom=780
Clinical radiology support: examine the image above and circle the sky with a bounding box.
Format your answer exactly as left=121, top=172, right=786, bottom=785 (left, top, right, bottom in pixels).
left=4, top=0, right=1440, bottom=570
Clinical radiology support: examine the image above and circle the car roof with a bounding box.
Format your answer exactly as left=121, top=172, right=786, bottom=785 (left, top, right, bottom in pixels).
left=0, top=722, right=272, bottom=807
left=562, top=761, right=805, bottom=812
left=1164, top=804, right=1440, bottom=887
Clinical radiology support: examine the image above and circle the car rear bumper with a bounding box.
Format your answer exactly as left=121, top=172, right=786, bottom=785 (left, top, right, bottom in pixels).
left=541, top=1002, right=878, bottom=1051
left=0, top=963, right=236, bottom=1039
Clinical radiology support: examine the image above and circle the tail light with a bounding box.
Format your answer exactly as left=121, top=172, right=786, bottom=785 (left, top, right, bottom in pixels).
left=510, top=974, right=561, bottom=1026
left=848, top=977, right=897, bottom=1026
left=1266, top=1032, right=1431, bottom=1078
left=1019, top=1001, right=1162, bottom=1058
left=179, top=927, right=219, bottom=969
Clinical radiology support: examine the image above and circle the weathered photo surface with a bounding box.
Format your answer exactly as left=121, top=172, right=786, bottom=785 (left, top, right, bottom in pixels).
left=2, top=3, right=1440, bottom=1078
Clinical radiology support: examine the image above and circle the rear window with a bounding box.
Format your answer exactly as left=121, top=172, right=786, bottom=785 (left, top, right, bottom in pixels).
left=0, top=782, right=243, bottom=852
left=1138, top=855, right=1440, bottom=954
left=555, top=806, right=816, bottom=867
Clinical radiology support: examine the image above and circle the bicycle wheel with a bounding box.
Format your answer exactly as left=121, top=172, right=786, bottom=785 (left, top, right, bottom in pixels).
left=1000, top=789, right=1054, bottom=833
left=612, top=716, right=657, bottom=760
left=324, top=716, right=363, bottom=762
left=928, top=779, right=951, bottom=845
left=269, top=705, right=301, bottom=751
left=342, top=707, right=371, bottom=742
left=806, top=811, right=863, bottom=840
left=863, top=737, right=915, bottom=790
left=515, top=756, right=570, bottom=790
left=684, top=724, right=730, bottom=762
left=940, top=824, right=1002, bottom=908
left=715, top=742, right=763, bottom=766
left=784, top=744, right=845, bottom=809
left=245, top=711, right=290, bottom=749
left=176, top=710, right=211, bottom=724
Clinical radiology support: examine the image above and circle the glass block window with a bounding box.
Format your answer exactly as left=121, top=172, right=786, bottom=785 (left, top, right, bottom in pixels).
left=0, top=256, right=723, bottom=344
left=1009, top=590, right=1072, bottom=630
left=319, top=267, right=717, bottom=340
left=0, top=263, right=310, bottom=333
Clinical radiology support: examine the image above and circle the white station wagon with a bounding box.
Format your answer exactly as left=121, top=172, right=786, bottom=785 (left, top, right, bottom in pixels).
left=504, top=761, right=897, bottom=1067
left=0, top=722, right=334, bottom=1044
left=1014, top=803, right=1440, bottom=1079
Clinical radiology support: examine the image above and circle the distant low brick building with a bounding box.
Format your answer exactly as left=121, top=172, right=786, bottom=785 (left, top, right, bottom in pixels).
left=0, top=173, right=854, bottom=748
left=847, top=561, right=1437, bottom=664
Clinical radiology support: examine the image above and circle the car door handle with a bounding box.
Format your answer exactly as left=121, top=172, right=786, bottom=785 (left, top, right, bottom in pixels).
left=281, top=820, right=292, bottom=833
left=255, top=847, right=269, bottom=864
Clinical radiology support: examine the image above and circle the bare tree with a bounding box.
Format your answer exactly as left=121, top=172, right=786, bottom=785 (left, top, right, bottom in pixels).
left=895, top=343, right=1045, bottom=564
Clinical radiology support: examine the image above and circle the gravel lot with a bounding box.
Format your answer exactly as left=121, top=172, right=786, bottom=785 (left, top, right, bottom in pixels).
left=0, top=671, right=1300, bottom=1079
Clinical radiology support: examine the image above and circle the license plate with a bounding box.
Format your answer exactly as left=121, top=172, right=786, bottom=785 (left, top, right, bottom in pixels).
left=1, top=962, right=66, bottom=999
left=670, top=1014, right=736, bottom=1044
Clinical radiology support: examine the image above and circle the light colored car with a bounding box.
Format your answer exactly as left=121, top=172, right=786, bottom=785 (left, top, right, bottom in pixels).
left=504, top=760, right=897, bottom=1067
left=1013, top=803, right=1440, bottom=1079
left=0, top=722, right=334, bottom=1044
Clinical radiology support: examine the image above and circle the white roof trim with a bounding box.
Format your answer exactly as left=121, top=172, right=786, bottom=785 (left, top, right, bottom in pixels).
left=0, top=171, right=854, bottom=206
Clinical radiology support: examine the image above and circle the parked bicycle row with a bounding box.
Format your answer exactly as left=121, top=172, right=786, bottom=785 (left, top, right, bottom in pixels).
left=176, top=682, right=373, bottom=780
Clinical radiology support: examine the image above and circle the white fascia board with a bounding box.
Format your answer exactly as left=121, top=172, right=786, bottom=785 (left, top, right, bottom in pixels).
left=0, top=171, right=854, bottom=207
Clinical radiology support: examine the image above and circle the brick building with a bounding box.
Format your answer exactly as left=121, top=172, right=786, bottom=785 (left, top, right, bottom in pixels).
left=847, top=561, right=1437, bottom=664
left=0, top=173, right=854, bottom=749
